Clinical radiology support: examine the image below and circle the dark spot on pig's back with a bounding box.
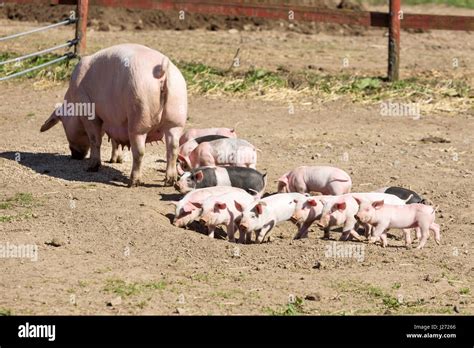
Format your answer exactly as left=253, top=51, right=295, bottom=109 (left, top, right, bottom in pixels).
left=384, top=186, right=424, bottom=204
left=194, top=167, right=218, bottom=188
left=226, top=167, right=265, bottom=192
left=194, top=135, right=228, bottom=144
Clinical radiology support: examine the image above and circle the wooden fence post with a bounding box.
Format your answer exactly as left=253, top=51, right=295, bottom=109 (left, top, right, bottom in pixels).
left=75, top=0, right=89, bottom=56
left=388, top=0, right=401, bottom=81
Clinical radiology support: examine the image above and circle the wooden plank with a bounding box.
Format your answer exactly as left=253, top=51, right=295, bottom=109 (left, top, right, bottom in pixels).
left=388, top=0, right=400, bottom=82
left=2, top=0, right=474, bottom=31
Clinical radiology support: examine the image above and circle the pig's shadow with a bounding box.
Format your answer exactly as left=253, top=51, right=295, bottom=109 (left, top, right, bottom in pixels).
left=165, top=213, right=227, bottom=240
left=0, top=151, right=129, bottom=187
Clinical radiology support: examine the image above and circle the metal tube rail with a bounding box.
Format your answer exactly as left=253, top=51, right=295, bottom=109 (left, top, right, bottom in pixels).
left=0, top=39, right=78, bottom=66
left=0, top=18, right=77, bottom=42
left=0, top=53, right=74, bottom=82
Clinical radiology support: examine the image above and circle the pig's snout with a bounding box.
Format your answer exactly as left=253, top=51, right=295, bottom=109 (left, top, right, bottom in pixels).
left=174, top=182, right=182, bottom=191
left=200, top=215, right=209, bottom=224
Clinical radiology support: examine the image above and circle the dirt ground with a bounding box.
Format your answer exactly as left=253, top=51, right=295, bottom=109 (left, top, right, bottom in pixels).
left=0, top=7, right=473, bottom=315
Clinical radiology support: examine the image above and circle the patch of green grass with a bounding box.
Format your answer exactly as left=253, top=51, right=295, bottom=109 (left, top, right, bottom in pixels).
left=392, top=282, right=402, bottom=290
left=191, top=273, right=210, bottom=282
left=0, top=52, right=77, bottom=82
left=104, top=279, right=167, bottom=298
left=26, top=112, right=35, bottom=117
left=0, top=308, right=12, bottom=316
left=460, top=288, right=470, bottom=295
left=0, top=193, right=38, bottom=223
left=266, top=296, right=305, bottom=316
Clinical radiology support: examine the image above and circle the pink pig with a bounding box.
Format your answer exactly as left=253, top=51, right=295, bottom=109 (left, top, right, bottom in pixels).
left=277, top=166, right=352, bottom=195
left=199, top=190, right=255, bottom=242
left=179, top=128, right=237, bottom=146
left=178, top=138, right=257, bottom=170
left=172, top=186, right=242, bottom=227
left=291, top=195, right=330, bottom=239
left=317, top=193, right=410, bottom=241
left=355, top=199, right=440, bottom=249
left=40, top=44, right=187, bottom=187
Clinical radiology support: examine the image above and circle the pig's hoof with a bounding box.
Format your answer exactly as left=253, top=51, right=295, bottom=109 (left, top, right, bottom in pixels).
left=164, top=177, right=177, bottom=187
left=128, top=179, right=142, bottom=187
left=108, top=157, right=123, bottom=164
left=86, top=163, right=101, bottom=172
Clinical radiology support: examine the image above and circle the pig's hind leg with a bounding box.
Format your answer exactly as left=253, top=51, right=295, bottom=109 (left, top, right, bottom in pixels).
left=129, top=133, right=147, bottom=187
left=430, top=223, right=441, bottom=245
left=164, top=126, right=183, bottom=186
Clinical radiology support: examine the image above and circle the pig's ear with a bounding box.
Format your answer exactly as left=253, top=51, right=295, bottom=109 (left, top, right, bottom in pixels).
left=215, top=202, right=227, bottom=210
left=353, top=197, right=362, bottom=205
left=336, top=202, right=346, bottom=211
left=177, top=154, right=186, bottom=163
left=372, top=200, right=384, bottom=209
left=255, top=203, right=264, bottom=215
left=234, top=201, right=245, bottom=212
left=189, top=201, right=202, bottom=209
left=307, top=198, right=317, bottom=207
left=40, top=113, right=60, bottom=132
left=194, top=170, right=204, bottom=183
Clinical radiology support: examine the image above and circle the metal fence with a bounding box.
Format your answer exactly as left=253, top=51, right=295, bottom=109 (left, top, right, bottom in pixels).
left=0, top=12, right=78, bottom=81
left=1, top=0, right=473, bottom=82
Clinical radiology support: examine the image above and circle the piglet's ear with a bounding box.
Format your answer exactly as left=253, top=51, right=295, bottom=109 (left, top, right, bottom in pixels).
left=194, top=170, right=204, bottom=182
left=307, top=198, right=317, bottom=207
left=255, top=203, right=264, bottom=215
left=215, top=202, right=227, bottom=210
left=372, top=200, right=384, bottom=209
left=234, top=201, right=244, bottom=212
left=178, top=154, right=186, bottom=162
left=190, top=201, right=202, bottom=209
left=354, top=197, right=362, bottom=205
left=336, top=202, right=346, bottom=211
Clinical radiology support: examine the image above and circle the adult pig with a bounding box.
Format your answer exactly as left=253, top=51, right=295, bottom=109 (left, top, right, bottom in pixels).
left=175, top=166, right=266, bottom=197
left=179, top=127, right=237, bottom=146
left=277, top=166, right=352, bottom=195
left=40, top=44, right=187, bottom=187
left=178, top=138, right=257, bottom=171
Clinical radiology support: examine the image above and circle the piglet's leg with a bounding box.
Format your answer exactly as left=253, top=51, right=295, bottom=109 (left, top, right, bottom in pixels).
left=109, top=139, right=123, bottom=163
left=227, top=223, right=236, bottom=243
left=164, top=126, right=183, bottom=186
left=207, top=225, right=216, bottom=239
left=403, top=229, right=412, bottom=247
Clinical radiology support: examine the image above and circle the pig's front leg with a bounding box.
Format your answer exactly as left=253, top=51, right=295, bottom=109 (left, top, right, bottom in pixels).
left=380, top=232, right=388, bottom=248
left=164, top=126, right=183, bottom=186
left=403, top=228, right=412, bottom=247
left=369, top=224, right=388, bottom=244
left=226, top=223, right=236, bottom=243
left=341, top=219, right=363, bottom=242
left=83, top=119, right=103, bottom=172
left=294, top=221, right=312, bottom=239
left=129, top=133, right=147, bottom=187
left=109, top=139, right=123, bottom=163
left=207, top=224, right=216, bottom=239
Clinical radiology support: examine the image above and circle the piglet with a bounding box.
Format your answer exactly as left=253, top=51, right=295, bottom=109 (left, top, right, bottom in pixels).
left=291, top=195, right=330, bottom=239
left=199, top=190, right=255, bottom=242
left=179, top=127, right=237, bottom=146
left=178, top=135, right=229, bottom=174
left=355, top=199, right=440, bottom=249
left=239, top=193, right=306, bottom=243
left=277, top=166, right=351, bottom=195
left=374, top=186, right=427, bottom=204
left=175, top=166, right=266, bottom=197
left=317, top=192, right=411, bottom=241
left=178, top=138, right=257, bottom=171
left=172, top=186, right=243, bottom=228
